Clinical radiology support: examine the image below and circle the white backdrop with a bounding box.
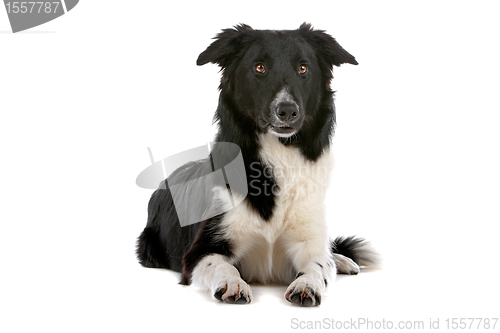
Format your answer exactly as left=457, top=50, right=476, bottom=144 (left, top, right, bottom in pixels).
left=1, top=1, right=499, bottom=332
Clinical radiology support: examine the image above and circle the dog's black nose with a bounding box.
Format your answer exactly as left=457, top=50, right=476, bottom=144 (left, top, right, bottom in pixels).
left=276, top=103, right=299, bottom=122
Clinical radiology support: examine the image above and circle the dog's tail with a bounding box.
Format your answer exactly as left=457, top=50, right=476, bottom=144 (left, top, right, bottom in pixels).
left=330, top=236, right=380, bottom=269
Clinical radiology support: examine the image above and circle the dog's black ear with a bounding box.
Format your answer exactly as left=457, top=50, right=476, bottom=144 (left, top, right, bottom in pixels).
left=299, top=23, right=358, bottom=66
left=197, top=24, right=254, bottom=67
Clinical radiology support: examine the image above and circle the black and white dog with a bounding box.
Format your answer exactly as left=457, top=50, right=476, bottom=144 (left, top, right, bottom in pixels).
left=137, top=23, right=377, bottom=307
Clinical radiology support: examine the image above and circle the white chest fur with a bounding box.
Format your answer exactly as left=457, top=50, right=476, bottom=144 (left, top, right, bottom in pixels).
left=218, top=133, right=333, bottom=283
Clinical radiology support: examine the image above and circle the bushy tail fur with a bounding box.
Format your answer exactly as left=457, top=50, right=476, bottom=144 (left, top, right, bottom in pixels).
left=331, top=236, right=380, bottom=269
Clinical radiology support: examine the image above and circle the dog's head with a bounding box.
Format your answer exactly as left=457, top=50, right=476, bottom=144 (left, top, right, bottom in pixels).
left=197, top=23, right=358, bottom=138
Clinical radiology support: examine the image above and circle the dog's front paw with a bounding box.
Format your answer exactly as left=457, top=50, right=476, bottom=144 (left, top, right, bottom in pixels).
left=285, top=277, right=322, bottom=307
left=213, top=277, right=252, bottom=304
left=333, top=253, right=360, bottom=275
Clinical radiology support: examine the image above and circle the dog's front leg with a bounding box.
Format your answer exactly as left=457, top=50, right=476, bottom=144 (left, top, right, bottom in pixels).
left=282, top=229, right=334, bottom=307
left=190, top=254, right=252, bottom=304
left=285, top=260, right=332, bottom=307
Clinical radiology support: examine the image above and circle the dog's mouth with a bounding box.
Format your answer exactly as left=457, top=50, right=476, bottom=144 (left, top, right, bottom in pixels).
left=259, top=118, right=297, bottom=137
left=269, top=124, right=296, bottom=135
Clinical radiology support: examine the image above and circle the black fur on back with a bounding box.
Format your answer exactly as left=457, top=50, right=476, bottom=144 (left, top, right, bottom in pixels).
left=136, top=181, right=201, bottom=272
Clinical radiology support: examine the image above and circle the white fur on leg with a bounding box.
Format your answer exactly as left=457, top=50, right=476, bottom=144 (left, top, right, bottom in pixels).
left=332, top=253, right=360, bottom=275
left=285, top=258, right=335, bottom=307
left=191, top=254, right=252, bottom=303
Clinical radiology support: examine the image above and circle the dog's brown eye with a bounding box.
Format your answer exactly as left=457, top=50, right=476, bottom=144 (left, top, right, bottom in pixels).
left=255, top=64, right=265, bottom=73
left=299, top=65, right=307, bottom=74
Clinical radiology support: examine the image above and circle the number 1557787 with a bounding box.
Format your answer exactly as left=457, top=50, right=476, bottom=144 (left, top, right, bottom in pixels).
left=5, top=2, right=61, bottom=14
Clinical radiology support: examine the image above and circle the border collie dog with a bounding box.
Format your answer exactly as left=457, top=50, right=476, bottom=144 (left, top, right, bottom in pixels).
left=137, top=23, right=377, bottom=307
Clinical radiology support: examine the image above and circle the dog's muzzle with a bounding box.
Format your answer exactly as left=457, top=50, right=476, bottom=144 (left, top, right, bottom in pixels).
left=261, top=88, right=303, bottom=137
